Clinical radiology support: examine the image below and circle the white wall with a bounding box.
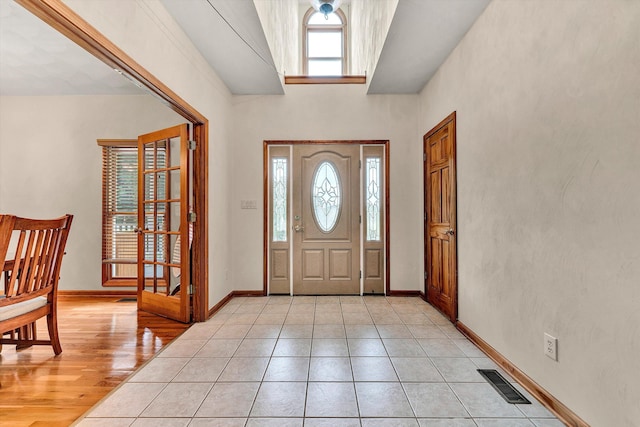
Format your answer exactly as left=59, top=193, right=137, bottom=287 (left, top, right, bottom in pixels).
left=349, top=0, right=398, bottom=79
left=254, top=0, right=299, bottom=76
left=230, top=84, right=421, bottom=292
left=62, top=0, right=235, bottom=308
left=418, top=1, right=640, bottom=425
left=0, top=95, right=183, bottom=290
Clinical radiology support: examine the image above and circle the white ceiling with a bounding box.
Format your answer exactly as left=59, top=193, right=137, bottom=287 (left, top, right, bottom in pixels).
left=368, top=0, right=491, bottom=93
left=0, top=0, right=490, bottom=96
left=0, top=0, right=145, bottom=96
left=159, top=0, right=284, bottom=95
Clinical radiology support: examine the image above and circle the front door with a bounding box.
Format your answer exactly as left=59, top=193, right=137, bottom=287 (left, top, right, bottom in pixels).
left=137, top=124, right=191, bottom=323
left=424, top=112, right=458, bottom=322
left=292, top=144, right=360, bottom=294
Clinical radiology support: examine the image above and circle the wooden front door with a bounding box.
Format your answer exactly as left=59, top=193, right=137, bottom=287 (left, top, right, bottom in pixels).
left=137, top=124, right=191, bottom=323
left=424, top=112, right=457, bottom=322
left=292, top=144, right=360, bottom=294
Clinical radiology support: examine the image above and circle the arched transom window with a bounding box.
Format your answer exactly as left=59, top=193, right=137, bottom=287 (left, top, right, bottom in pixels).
left=303, top=8, right=347, bottom=76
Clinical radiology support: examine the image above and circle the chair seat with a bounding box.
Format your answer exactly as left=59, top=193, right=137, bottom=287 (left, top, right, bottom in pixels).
left=0, top=296, right=48, bottom=322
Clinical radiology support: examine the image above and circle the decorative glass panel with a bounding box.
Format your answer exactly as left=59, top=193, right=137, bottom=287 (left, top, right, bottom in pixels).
left=312, top=161, right=341, bottom=232
left=366, top=158, right=381, bottom=241
left=272, top=158, right=288, bottom=242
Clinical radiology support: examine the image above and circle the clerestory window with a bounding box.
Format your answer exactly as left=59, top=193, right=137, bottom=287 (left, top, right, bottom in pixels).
left=303, top=8, right=347, bottom=76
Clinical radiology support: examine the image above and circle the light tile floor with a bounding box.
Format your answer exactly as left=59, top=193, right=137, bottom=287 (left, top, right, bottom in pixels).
left=75, top=296, right=564, bottom=427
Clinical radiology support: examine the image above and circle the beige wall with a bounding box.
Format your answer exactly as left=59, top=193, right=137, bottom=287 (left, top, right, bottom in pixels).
left=418, top=1, right=640, bottom=425
left=0, top=94, right=183, bottom=290
left=10, top=1, right=639, bottom=422
left=349, top=0, right=398, bottom=79
left=230, top=85, right=421, bottom=292
left=254, top=0, right=299, bottom=76
left=61, top=0, right=235, bottom=307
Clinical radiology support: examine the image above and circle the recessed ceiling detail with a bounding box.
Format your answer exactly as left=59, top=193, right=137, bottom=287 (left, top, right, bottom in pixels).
left=0, top=0, right=491, bottom=97
left=0, top=1, right=145, bottom=96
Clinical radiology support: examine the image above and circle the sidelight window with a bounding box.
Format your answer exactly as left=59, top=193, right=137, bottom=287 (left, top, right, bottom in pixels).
left=272, top=158, right=288, bottom=242
left=365, top=157, right=381, bottom=241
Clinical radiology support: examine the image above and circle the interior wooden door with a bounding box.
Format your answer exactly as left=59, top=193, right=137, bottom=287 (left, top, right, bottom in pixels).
left=293, top=144, right=360, bottom=294
left=137, top=124, right=191, bottom=323
left=424, top=112, right=457, bottom=322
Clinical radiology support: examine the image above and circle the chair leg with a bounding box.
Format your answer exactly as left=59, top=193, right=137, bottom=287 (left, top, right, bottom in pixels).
left=47, top=312, right=62, bottom=355
left=15, top=324, right=35, bottom=350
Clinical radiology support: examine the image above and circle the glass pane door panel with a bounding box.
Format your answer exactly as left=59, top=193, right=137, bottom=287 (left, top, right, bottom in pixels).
left=138, top=124, right=190, bottom=322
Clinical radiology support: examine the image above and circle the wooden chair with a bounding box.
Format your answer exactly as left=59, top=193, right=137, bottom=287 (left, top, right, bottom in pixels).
left=0, top=214, right=73, bottom=355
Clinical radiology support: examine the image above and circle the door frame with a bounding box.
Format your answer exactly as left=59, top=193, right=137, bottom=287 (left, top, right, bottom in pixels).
left=19, top=0, right=209, bottom=321
left=423, top=111, right=458, bottom=322
left=263, top=140, right=390, bottom=295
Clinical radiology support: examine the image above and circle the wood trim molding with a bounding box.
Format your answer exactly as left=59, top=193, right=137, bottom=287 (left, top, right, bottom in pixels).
left=266, top=140, right=387, bottom=146
left=384, top=141, right=391, bottom=295
left=284, top=75, right=366, bottom=85
left=58, top=290, right=137, bottom=298
left=96, top=139, right=137, bottom=147
left=232, top=290, right=267, bottom=297
left=263, top=141, right=270, bottom=297
left=457, top=322, right=589, bottom=427
left=17, top=0, right=206, bottom=124
left=207, top=292, right=234, bottom=318
left=388, top=290, right=422, bottom=297
left=18, top=0, right=209, bottom=322
left=207, top=290, right=267, bottom=319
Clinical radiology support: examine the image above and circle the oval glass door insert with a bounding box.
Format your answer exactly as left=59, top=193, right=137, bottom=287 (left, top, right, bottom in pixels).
left=312, top=161, right=342, bottom=232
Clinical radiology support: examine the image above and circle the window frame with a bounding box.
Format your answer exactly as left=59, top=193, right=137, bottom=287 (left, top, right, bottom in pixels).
left=98, top=139, right=169, bottom=287
left=303, top=7, right=348, bottom=76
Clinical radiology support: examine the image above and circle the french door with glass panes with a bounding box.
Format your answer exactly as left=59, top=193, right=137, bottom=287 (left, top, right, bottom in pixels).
left=137, top=124, right=191, bottom=323
left=267, top=142, right=386, bottom=295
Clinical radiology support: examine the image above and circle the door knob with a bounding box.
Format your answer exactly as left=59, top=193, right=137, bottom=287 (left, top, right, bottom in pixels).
left=294, top=225, right=304, bottom=232
left=446, top=229, right=455, bottom=236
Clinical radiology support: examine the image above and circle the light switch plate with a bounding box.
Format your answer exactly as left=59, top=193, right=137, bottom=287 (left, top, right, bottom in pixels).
left=241, top=200, right=257, bottom=209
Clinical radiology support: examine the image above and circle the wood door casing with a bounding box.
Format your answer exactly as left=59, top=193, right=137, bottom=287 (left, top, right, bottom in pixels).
left=424, top=112, right=457, bottom=322
left=293, top=144, right=360, bottom=294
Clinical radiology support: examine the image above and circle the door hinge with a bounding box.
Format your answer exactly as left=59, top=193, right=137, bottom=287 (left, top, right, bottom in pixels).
left=423, top=153, right=426, bottom=161
left=188, top=140, right=196, bottom=150
left=359, top=215, right=362, bottom=224
left=359, top=160, right=361, bottom=169
left=424, top=271, right=428, bottom=280
left=188, top=212, right=197, bottom=223
left=188, top=284, right=194, bottom=295
left=359, top=270, right=362, bottom=279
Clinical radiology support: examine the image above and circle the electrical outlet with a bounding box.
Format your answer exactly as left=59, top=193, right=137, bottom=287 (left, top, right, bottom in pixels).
left=544, top=333, right=558, bottom=361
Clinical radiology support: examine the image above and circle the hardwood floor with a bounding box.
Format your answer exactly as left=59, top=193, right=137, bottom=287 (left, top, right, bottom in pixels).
left=0, top=296, right=189, bottom=427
